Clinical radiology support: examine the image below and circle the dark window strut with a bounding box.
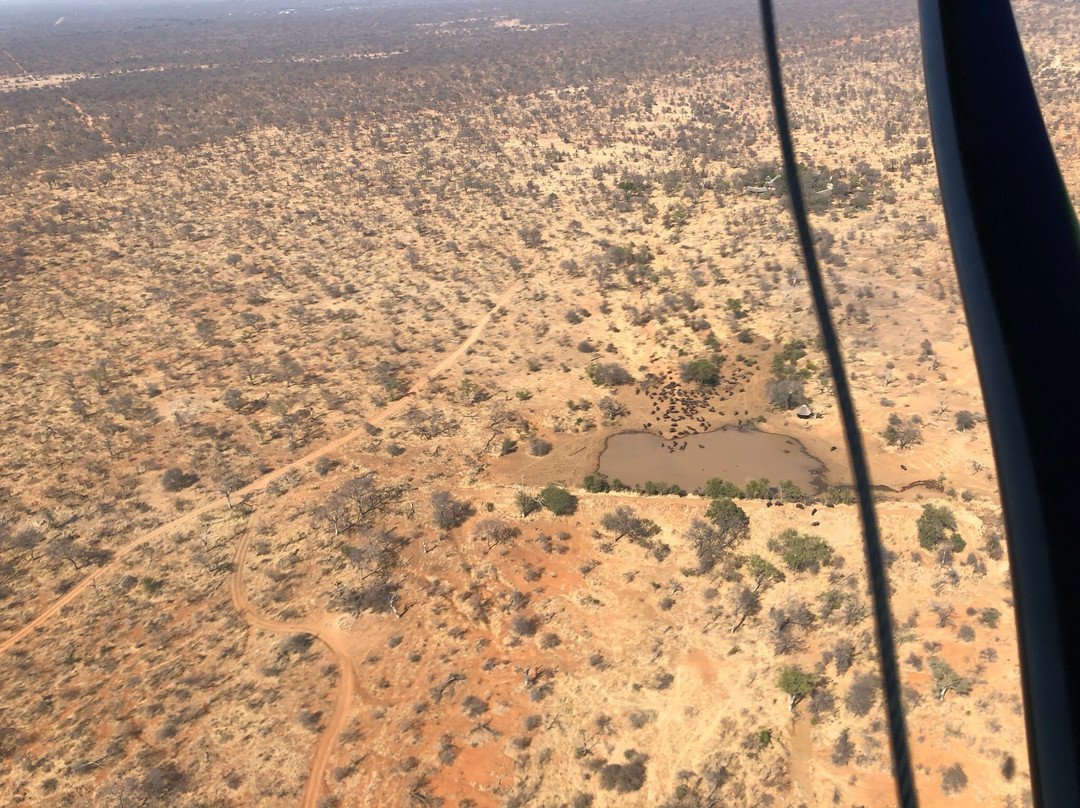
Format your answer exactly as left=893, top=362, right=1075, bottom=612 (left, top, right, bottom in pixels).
left=757, top=3, right=919, bottom=806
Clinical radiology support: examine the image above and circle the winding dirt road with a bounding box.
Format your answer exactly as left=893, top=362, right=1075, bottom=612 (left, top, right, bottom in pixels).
left=229, top=280, right=521, bottom=803
left=1, top=278, right=521, bottom=805
left=0, top=279, right=519, bottom=663
left=229, top=528, right=358, bottom=808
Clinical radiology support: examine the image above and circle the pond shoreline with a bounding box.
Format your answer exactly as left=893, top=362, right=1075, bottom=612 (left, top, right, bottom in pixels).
left=593, top=424, right=948, bottom=500
left=594, top=424, right=830, bottom=495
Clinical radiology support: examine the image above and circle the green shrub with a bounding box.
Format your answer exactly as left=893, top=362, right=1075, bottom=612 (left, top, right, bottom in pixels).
left=680, top=358, right=719, bottom=387
left=587, top=363, right=633, bottom=387
left=744, top=477, right=771, bottom=499
left=703, top=477, right=742, bottom=499
left=539, top=485, right=577, bottom=516
left=917, top=504, right=958, bottom=550
left=583, top=473, right=611, bottom=493
left=769, top=529, right=833, bottom=573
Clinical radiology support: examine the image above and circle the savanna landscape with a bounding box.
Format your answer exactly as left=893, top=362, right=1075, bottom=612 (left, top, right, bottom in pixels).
left=2, top=0, right=1078, bottom=805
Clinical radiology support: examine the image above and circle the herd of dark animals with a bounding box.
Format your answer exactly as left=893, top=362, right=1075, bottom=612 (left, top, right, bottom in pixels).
left=626, top=355, right=921, bottom=507
left=634, top=360, right=758, bottom=454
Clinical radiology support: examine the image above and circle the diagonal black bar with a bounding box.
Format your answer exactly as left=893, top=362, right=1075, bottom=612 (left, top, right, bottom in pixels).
left=757, top=2, right=919, bottom=806
left=919, top=2, right=1080, bottom=805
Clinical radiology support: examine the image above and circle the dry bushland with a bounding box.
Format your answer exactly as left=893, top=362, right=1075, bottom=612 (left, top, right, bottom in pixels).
left=3, top=0, right=1078, bottom=805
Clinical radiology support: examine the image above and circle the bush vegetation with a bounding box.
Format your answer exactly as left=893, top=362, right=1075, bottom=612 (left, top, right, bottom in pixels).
left=768, top=529, right=833, bottom=573
left=539, top=485, right=577, bottom=516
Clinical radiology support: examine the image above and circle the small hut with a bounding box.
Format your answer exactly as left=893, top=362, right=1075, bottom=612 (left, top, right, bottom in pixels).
left=795, top=404, right=814, bottom=419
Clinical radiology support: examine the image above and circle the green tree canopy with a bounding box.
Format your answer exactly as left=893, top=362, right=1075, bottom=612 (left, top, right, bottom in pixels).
left=772, top=339, right=807, bottom=380
left=539, top=485, right=577, bottom=516
left=583, top=473, right=611, bottom=493
left=680, top=358, right=720, bottom=387
left=745, top=554, right=785, bottom=591
left=744, top=477, right=771, bottom=499
left=601, top=506, right=660, bottom=542
left=587, top=362, right=634, bottom=387
left=703, top=477, right=742, bottom=499
left=768, top=528, right=833, bottom=573
left=778, top=479, right=806, bottom=503
left=777, top=665, right=819, bottom=710
left=929, top=657, right=972, bottom=700
left=705, top=497, right=750, bottom=539
left=917, top=504, right=963, bottom=551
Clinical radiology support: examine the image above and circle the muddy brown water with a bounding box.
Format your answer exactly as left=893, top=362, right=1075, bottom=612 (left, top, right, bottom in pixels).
left=596, top=427, right=828, bottom=493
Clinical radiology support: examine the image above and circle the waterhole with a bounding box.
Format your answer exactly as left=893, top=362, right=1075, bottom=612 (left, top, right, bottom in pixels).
left=595, top=427, right=827, bottom=493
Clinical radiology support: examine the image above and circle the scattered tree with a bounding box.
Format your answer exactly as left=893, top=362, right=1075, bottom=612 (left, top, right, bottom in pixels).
left=917, top=504, right=964, bottom=552
left=587, top=362, right=633, bottom=387
left=340, top=528, right=405, bottom=581
left=765, top=378, right=806, bottom=410
left=529, top=438, right=553, bottom=457
left=680, top=358, right=720, bottom=387
left=430, top=490, right=473, bottom=530
left=941, top=763, right=968, bottom=795
left=929, top=657, right=972, bottom=700
left=516, top=489, right=540, bottom=517
left=955, top=410, right=977, bottom=432
left=472, top=518, right=519, bottom=552
left=687, top=498, right=749, bottom=572
left=600, top=506, right=660, bottom=542
left=331, top=577, right=401, bottom=615
left=599, top=753, right=648, bottom=793
left=539, top=485, right=577, bottom=516
left=162, top=467, right=197, bottom=492
left=883, top=413, right=923, bottom=449
left=745, top=554, right=784, bottom=591
left=777, top=665, right=819, bottom=710
left=705, top=497, right=749, bottom=536
left=831, top=729, right=854, bottom=765
left=12, top=527, right=44, bottom=560
left=772, top=339, right=807, bottom=379
left=511, top=615, right=538, bottom=636
left=845, top=672, right=879, bottom=716
left=778, top=479, right=806, bottom=503
left=833, top=639, right=855, bottom=676
left=702, top=477, right=742, bottom=499
left=216, top=474, right=245, bottom=509
left=583, top=473, right=612, bottom=493
left=223, top=388, right=246, bottom=412
left=744, top=477, right=771, bottom=499
left=768, top=529, right=833, bottom=573
left=598, top=396, right=628, bottom=420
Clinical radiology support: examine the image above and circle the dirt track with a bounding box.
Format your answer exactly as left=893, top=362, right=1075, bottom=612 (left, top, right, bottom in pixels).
left=0, top=279, right=519, bottom=661
left=60, top=97, right=117, bottom=150
left=229, top=527, right=359, bottom=808
left=0, top=279, right=520, bottom=803
left=229, top=279, right=521, bottom=804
